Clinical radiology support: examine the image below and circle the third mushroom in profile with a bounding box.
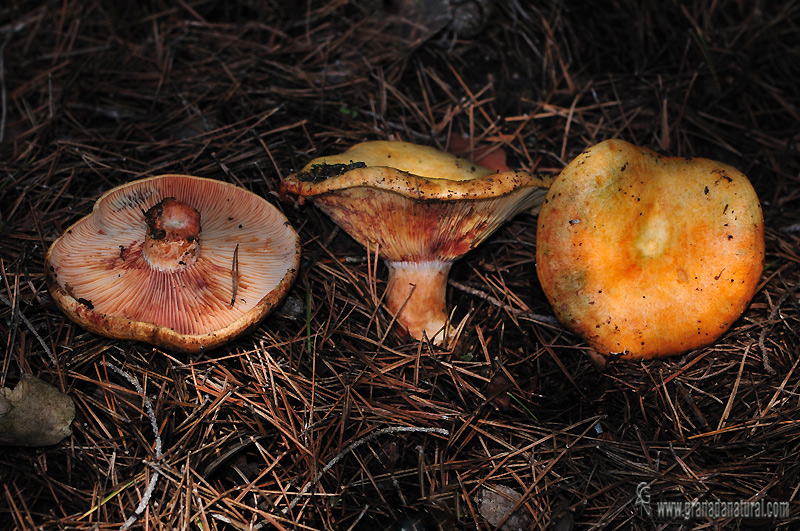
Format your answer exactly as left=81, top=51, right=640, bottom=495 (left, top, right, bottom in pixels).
left=281, top=140, right=551, bottom=345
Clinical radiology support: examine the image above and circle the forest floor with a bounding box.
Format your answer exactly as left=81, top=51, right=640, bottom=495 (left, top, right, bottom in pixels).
left=1, top=0, right=800, bottom=529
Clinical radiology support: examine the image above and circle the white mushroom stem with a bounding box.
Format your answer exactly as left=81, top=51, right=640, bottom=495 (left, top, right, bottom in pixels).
left=384, top=260, right=453, bottom=345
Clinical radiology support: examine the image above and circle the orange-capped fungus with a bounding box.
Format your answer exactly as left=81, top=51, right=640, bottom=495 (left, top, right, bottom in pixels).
left=46, top=174, right=300, bottom=353
left=281, top=140, right=550, bottom=345
left=536, top=139, right=765, bottom=360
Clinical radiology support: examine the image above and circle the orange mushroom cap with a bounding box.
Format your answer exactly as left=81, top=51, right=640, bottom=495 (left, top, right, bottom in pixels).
left=536, top=139, right=765, bottom=360
left=282, top=141, right=551, bottom=344
left=46, top=174, right=300, bottom=353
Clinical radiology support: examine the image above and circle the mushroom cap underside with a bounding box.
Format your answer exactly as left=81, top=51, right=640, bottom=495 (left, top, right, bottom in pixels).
left=46, top=174, right=300, bottom=353
left=306, top=180, right=548, bottom=262
left=536, top=139, right=765, bottom=360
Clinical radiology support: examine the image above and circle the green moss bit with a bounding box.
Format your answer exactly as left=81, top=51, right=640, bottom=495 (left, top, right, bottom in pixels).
left=296, top=161, right=367, bottom=182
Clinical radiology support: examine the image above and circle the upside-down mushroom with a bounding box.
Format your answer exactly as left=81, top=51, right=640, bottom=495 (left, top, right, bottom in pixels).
left=46, top=174, right=300, bottom=353
left=281, top=140, right=550, bottom=345
left=536, top=139, right=765, bottom=360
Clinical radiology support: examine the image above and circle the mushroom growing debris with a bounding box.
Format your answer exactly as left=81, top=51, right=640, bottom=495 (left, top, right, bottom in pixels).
left=536, top=139, right=765, bottom=360
left=46, top=174, right=300, bottom=353
left=281, top=140, right=550, bottom=345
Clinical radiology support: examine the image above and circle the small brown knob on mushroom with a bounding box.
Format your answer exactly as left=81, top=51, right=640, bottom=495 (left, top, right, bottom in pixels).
left=142, top=197, right=202, bottom=271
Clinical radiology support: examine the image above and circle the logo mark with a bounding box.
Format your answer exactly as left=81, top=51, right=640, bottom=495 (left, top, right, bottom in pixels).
left=635, top=482, right=651, bottom=516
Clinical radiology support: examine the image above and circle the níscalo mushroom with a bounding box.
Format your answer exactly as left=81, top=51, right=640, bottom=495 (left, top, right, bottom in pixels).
left=536, top=139, right=765, bottom=360
left=46, top=174, right=300, bottom=353
left=282, top=141, right=550, bottom=345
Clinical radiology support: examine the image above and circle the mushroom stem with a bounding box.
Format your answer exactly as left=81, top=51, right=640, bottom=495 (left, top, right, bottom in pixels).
left=385, top=260, right=453, bottom=344
left=143, top=197, right=202, bottom=271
